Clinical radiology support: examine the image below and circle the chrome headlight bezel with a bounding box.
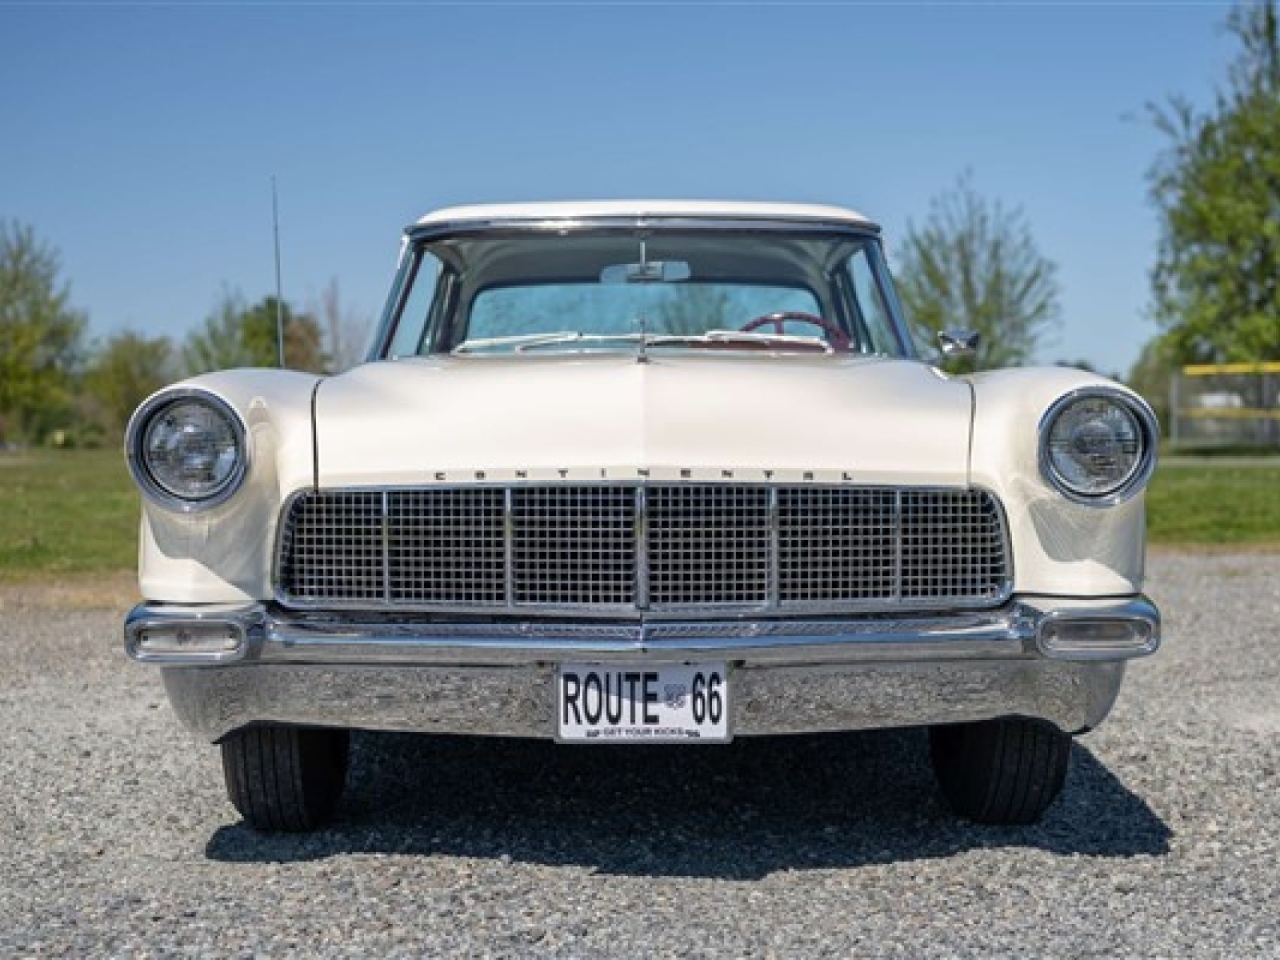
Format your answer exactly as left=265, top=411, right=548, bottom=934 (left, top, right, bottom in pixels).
left=1038, top=388, right=1158, bottom=507
left=126, top=389, right=250, bottom=513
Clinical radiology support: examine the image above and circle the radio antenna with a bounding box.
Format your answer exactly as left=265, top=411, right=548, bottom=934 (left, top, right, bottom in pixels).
left=271, top=176, right=286, bottom=368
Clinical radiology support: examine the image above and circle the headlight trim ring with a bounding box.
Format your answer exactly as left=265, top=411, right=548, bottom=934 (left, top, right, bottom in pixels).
left=1038, top=387, right=1159, bottom=507
left=126, top=389, right=250, bottom=513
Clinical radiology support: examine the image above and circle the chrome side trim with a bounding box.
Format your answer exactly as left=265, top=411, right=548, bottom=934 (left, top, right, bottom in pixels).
left=634, top=486, right=650, bottom=610
left=261, top=612, right=1031, bottom=666
left=380, top=490, right=391, bottom=604
left=767, top=486, right=780, bottom=610
left=893, top=489, right=903, bottom=603
left=503, top=487, right=515, bottom=607
left=405, top=218, right=883, bottom=246
left=126, top=595, right=1159, bottom=667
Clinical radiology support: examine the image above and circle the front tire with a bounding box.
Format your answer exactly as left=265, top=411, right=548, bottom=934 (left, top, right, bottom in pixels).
left=929, top=716, right=1071, bottom=825
left=221, top=726, right=350, bottom=831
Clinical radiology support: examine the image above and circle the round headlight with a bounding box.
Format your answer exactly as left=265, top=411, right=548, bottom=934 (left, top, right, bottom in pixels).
left=128, top=392, right=248, bottom=510
left=1040, top=390, right=1157, bottom=504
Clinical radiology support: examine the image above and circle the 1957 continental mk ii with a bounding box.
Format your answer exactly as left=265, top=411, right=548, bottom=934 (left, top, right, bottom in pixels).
left=124, top=201, right=1160, bottom=830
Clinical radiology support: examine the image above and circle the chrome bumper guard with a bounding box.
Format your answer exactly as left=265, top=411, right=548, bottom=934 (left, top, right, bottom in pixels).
left=125, top=596, right=1158, bottom=742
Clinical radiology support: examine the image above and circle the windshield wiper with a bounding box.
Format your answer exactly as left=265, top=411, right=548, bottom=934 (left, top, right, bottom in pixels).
left=675, top=330, right=833, bottom=351
left=513, top=333, right=645, bottom=352
left=455, top=328, right=833, bottom=355
left=452, top=331, right=582, bottom=354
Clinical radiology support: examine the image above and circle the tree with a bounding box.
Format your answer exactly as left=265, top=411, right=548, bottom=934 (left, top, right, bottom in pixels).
left=656, top=284, right=734, bottom=335
left=82, top=330, right=177, bottom=438
left=1148, top=1, right=1280, bottom=363
left=182, top=287, right=249, bottom=373
left=894, top=174, right=1061, bottom=373
left=1125, top=333, right=1179, bottom=434
left=313, top=278, right=371, bottom=372
left=184, top=288, right=326, bottom=374
left=0, top=221, right=87, bottom=443
left=1055, top=358, right=1120, bottom=380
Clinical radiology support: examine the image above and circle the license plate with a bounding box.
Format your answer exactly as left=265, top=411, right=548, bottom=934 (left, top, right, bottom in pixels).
left=557, top=662, right=730, bottom=743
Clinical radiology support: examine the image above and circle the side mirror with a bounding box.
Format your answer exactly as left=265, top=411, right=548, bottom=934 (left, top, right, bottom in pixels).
left=938, top=329, right=980, bottom=358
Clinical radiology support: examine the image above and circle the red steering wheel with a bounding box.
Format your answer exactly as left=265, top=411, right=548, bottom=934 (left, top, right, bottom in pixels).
left=739, top=312, right=851, bottom=351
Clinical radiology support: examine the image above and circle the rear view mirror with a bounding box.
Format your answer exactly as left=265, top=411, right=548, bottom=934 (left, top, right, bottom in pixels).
left=600, top=260, right=691, bottom=284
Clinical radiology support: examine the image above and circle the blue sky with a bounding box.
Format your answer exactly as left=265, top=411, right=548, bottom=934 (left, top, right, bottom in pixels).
left=0, top=2, right=1239, bottom=376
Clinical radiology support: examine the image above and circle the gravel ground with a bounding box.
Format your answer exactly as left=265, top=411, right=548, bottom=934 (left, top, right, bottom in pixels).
left=2, top=552, right=1279, bottom=958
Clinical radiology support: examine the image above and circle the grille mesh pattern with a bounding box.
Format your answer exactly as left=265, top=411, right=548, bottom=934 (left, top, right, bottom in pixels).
left=779, top=488, right=898, bottom=602
left=279, top=491, right=384, bottom=602
left=900, top=490, right=1008, bottom=602
left=512, top=487, right=635, bottom=606
left=388, top=489, right=504, bottom=604
left=278, top=485, right=1010, bottom=612
left=649, top=486, right=770, bottom=605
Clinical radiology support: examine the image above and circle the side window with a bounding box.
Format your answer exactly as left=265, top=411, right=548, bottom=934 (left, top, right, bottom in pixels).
left=846, top=245, right=899, bottom=354
left=387, top=251, right=442, bottom=357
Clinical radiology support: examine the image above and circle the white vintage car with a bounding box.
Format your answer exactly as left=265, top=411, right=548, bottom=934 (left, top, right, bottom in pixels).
left=124, top=200, right=1160, bottom=831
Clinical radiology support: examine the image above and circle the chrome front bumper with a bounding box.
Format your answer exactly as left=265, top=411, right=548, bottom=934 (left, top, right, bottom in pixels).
left=125, top=596, right=1159, bottom=742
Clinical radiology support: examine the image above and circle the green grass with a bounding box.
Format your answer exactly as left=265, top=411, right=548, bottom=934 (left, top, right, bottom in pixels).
left=1146, top=463, right=1280, bottom=546
left=0, top=449, right=138, bottom=582
left=1163, top=443, right=1280, bottom=459
left=0, top=451, right=1277, bottom=583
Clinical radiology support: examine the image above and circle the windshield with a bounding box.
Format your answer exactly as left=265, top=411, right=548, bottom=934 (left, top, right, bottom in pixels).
left=379, top=226, right=912, bottom=358
left=469, top=282, right=820, bottom=342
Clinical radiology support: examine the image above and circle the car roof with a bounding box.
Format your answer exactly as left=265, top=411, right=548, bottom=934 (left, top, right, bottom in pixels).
left=411, top=200, right=878, bottom=232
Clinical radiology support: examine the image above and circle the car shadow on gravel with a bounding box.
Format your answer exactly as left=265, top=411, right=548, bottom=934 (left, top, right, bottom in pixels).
left=205, top=729, right=1171, bottom=877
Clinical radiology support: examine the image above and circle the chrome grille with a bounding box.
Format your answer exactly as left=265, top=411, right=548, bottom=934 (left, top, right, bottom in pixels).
left=278, top=491, right=383, bottom=602
left=901, top=490, right=1009, bottom=600
left=277, top=485, right=1011, bottom=614
left=388, top=489, right=504, bottom=605
left=512, top=487, right=635, bottom=607
left=779, top=488, right=898, bottom=603
left=648, top=486, right=771, bottom=606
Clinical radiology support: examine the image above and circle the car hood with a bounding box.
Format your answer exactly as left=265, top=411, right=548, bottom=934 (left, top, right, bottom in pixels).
left=313, top=353, right=973, bottom=487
